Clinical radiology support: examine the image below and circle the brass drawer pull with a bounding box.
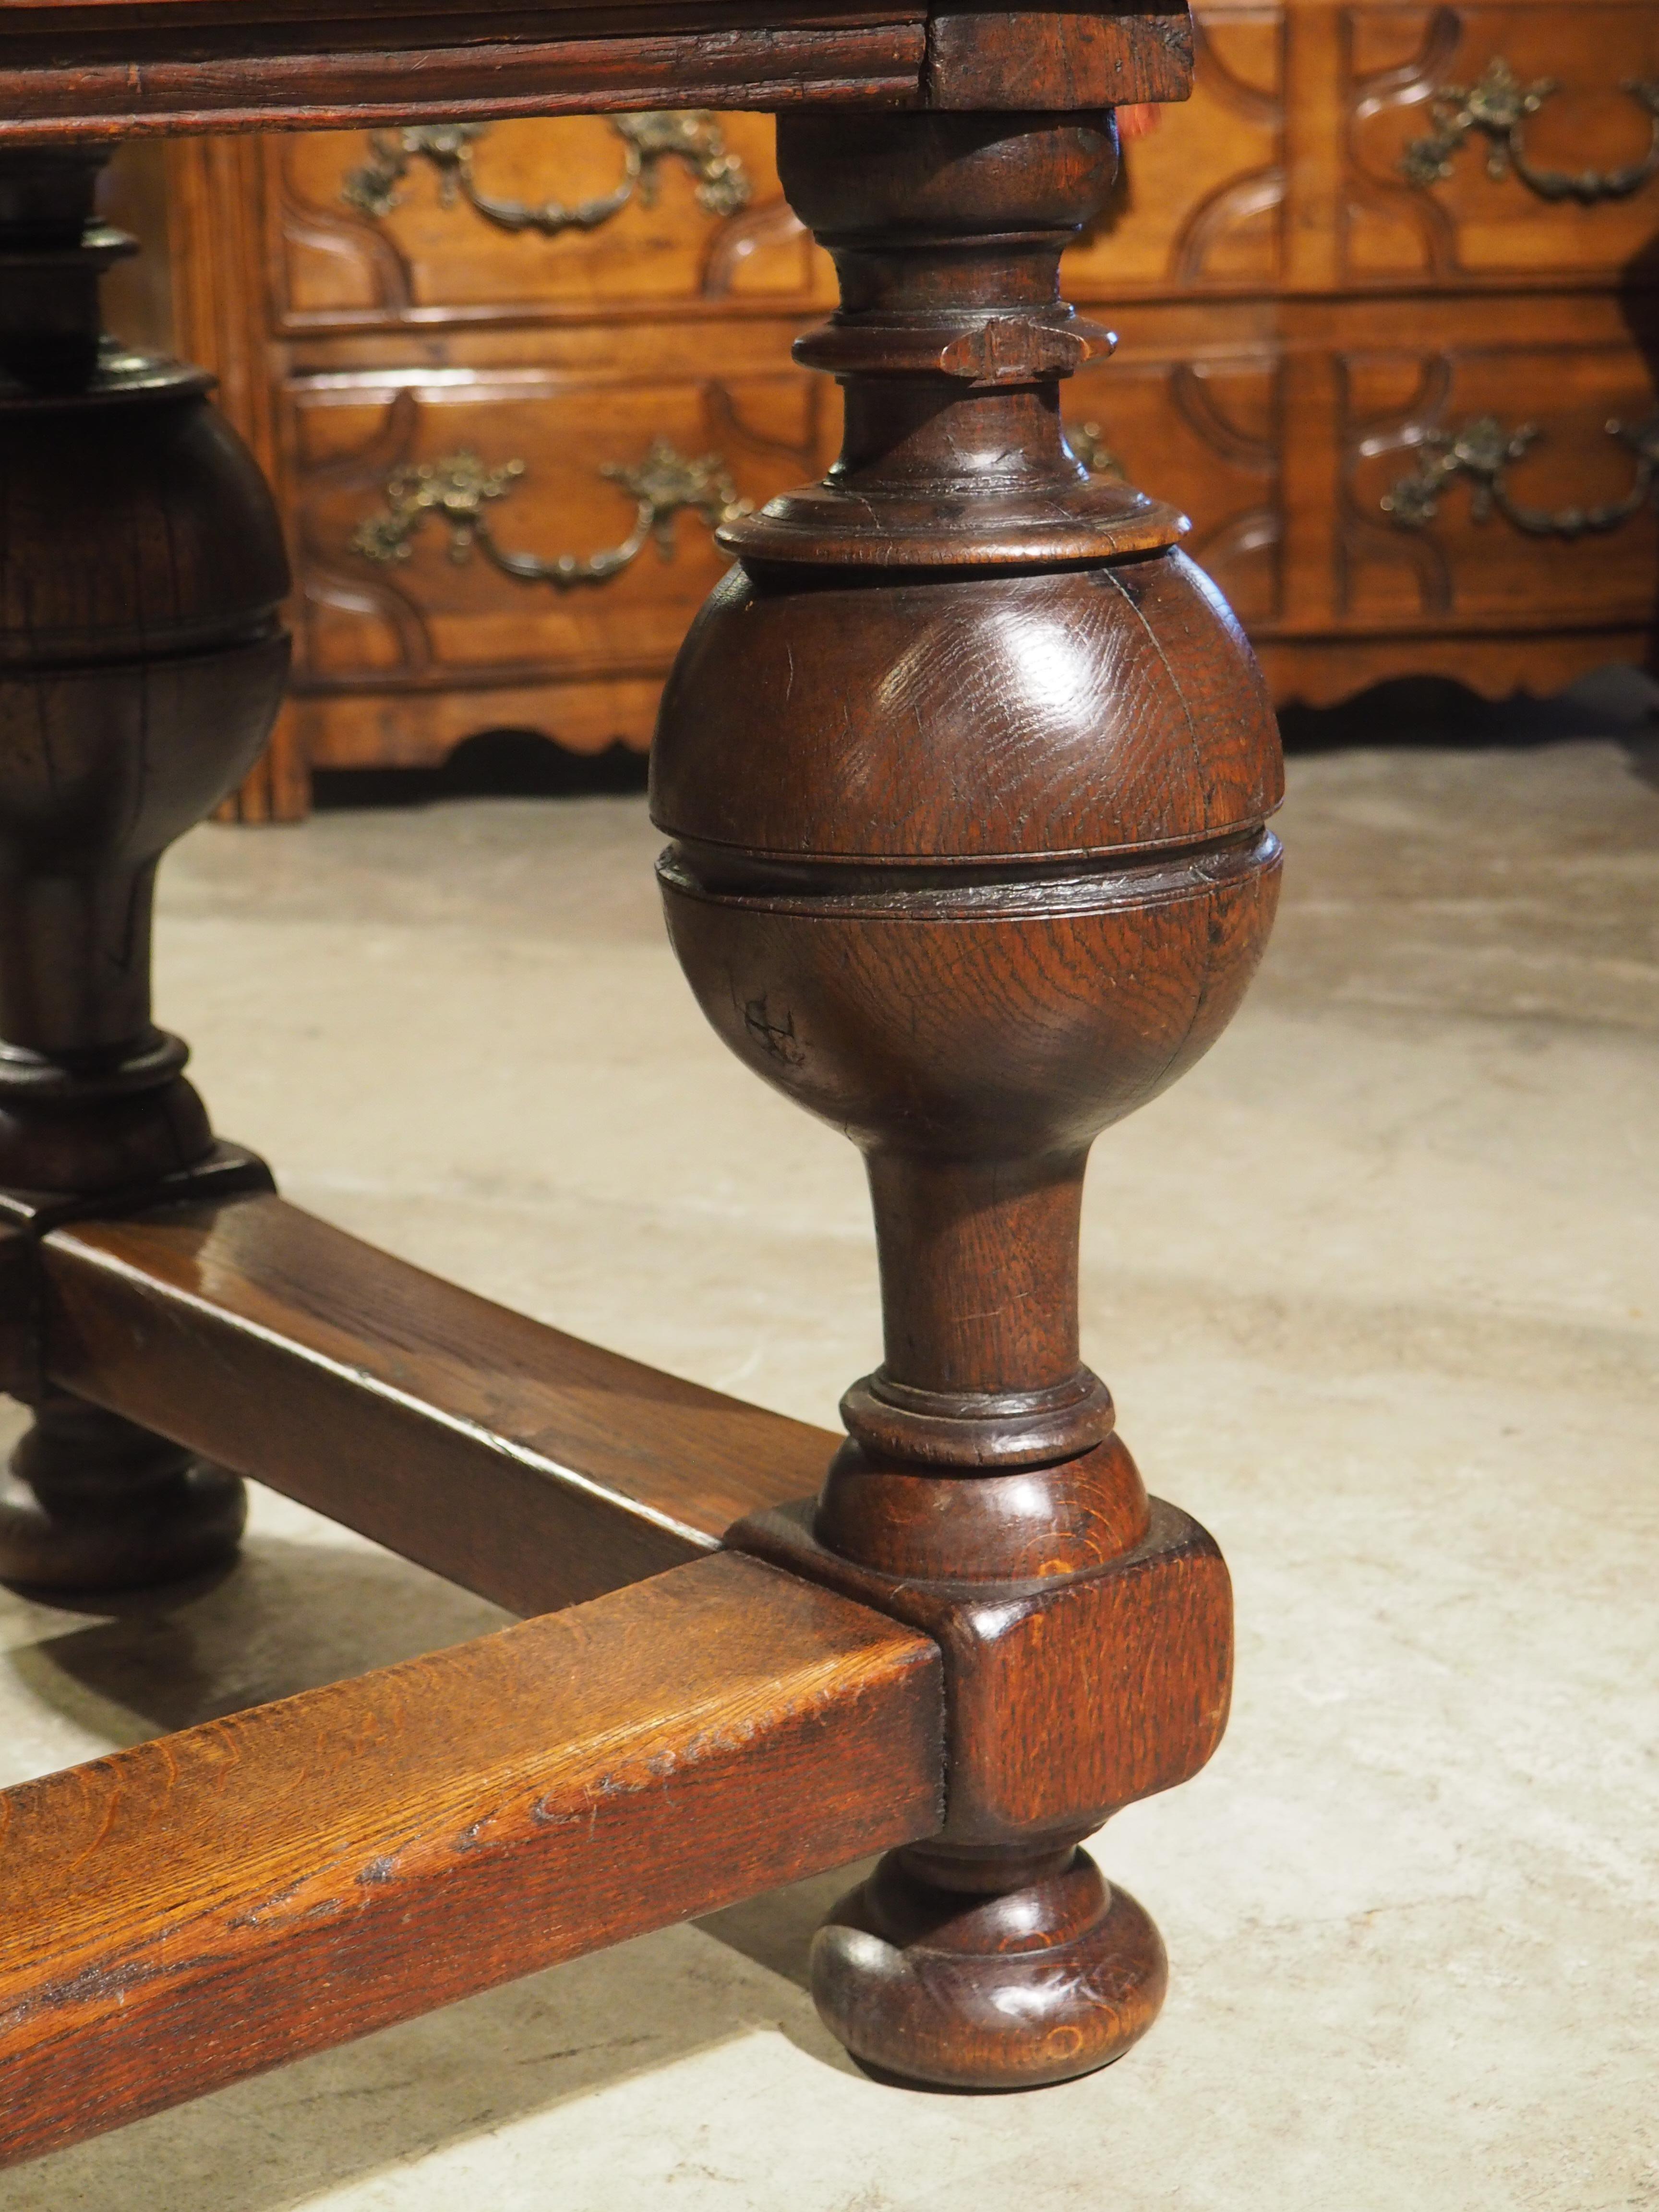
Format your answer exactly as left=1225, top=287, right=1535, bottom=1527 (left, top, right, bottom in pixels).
left=1382, top=413, right=1659, bottom=540
left=1067, top=421, right=1127, bottom=479
left=341, top=113, right=750, bottom=233
left=1401, top=57, right=1659, bottom=205
left=350, top=439, right=750, bottom=587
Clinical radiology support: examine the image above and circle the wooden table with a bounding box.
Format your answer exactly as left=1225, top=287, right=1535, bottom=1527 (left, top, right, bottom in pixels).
left=0, top=0, right=1283, bottom=2160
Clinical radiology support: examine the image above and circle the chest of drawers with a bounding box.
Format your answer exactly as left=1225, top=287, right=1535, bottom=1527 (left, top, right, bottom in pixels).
left=124, top=0, right=1659, bottom=816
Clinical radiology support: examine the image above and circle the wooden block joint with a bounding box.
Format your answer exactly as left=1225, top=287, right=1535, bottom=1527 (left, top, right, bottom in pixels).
left=729, top=1494, right=1232, bottom=1849
left=925, top=3, right=1194, bottom=111
left=0, top=1146, right=273, bottom=1403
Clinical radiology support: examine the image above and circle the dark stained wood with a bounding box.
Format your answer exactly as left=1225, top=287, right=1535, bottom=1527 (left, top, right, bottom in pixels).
left=0, top=1391, right=249, bottom=1592
left=0, top=18, right=928, bottom=144
left=0, top=0, right=1253, bottom=2126
left=653, top=106, right=1273, bottom=2087
left=0, top=1551, right=943, bottom=2167
left=926, top=4, right=1191, bottom=110
left=0, top=1224, right=29, bottom=1400
left=733, top=1496, right=1232, bottom=2087
left=0, top=1, right=1196, bottom=143
left=0, top=147, right=290, bottom=1588
left=0, top=143, right=826, bottom=1612
left=0, top=1154, right=276, bottom=1591
left=737, top=1497, right=1232, bottom=1847
left=0, top=193, right=286, bottom=1166
left=816, top=1848, right=1168, bottom=2091
left=38, top=1193, right=836, bottom=1615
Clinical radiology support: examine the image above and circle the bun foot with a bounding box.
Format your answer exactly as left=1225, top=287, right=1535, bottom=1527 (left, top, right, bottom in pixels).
left=811, top=1842, right=1166, bottom=2091
left=0, top=1466, right=247, bottom=1595
left=0, top=1396, right=246, bottom=1594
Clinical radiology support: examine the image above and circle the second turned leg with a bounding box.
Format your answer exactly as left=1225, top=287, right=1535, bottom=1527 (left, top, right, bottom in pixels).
left=0, top=150, right=288, bottom=1590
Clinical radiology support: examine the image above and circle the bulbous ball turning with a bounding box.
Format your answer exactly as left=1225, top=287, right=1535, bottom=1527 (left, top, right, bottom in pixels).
left=0, top=158, right=277, bottom=1593
left=655, top=551, right=1282, bottom=1164
left=0, top=369, right=290, bottom=1186
left=659, top=102, right=1266, bottom=2095
left=653, top=550, right=1279, bottom=866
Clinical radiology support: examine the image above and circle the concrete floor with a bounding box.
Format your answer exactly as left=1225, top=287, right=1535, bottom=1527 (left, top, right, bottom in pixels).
left=1, top=734, right=1656, bottom=2210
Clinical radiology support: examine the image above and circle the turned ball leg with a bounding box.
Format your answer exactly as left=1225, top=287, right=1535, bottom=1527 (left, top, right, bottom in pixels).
left=0, top=151, right=288, bottom=1591
left=655, top=109, right=1282, bottom=2087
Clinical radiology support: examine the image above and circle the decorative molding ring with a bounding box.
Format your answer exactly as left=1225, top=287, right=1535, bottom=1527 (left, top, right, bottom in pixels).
left=350, top=440, right=750, bottom=588
left=1382, top=414, right=1659, bottom=540
left=341, top=112, right=751, bottom=234
left=1400, top=58, right=1659, bottom=205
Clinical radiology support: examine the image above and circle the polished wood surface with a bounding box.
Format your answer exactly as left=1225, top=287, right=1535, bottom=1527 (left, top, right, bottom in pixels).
left=0, top=1, right=1188, bottom=141
left=738, top=1498, right=1231, bottom=1841
left=0, top=147, right=289, bottom=1586
left=39, top=1192, right=833, bottom=1614
left=0, top=11, right=925, bottom=141
left=0, top=1551, right=942, bottom=2166
left=653, top=104, right=1270, bottom=2089
left=0, top=0, right=1272, bottom=2133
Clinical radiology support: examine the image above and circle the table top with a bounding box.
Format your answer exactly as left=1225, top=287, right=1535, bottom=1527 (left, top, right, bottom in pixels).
left=0, top=0, right=1190, bottom=144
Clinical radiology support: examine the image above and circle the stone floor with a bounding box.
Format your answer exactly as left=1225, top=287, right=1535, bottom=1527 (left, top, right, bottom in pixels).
left=2, top=728, right=1657, bottom=2211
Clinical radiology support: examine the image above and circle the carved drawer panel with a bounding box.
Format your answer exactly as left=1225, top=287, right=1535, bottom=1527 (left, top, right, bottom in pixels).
left=1069, top=335, right=1285, bottom=622
left=142, top=4, right=1659, bottom=814
left=274, top=113, right=826, bottom=330
left=285, top=368, right=832, bottom=690
left=1346, top=2, right=1659, bottom=286
left=1341, top=333, right=1658, bottom=625
left=1066, top=3, right=1286, bottom=297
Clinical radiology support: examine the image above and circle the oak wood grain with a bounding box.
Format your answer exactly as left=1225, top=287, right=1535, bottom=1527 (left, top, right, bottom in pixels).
left=926, top=6, right=1190, bottom=109
left=652, top=106, right=1264, bottom=2088
left=0, top=1551, right=943, bottom=2168
left=0, top=18, right=928, bottom=143
left=37, top=1193, right=837, bottom=1615
left=0, top=1, right=1197, bottom=143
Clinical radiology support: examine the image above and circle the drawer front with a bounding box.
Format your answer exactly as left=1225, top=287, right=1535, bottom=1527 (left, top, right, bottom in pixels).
left=1339, top=333, right=1659, bottom=626
left=1066, top=296, right=1656, bottom=642
left=273, top=114, right=827, bottom=330
left=274, top=48, right=1297, bottom=328
left=283, top=325, right=1653, bottom=718
left=1068, top=337, right=1285, bottom=622
left=286, top=363, right=834, bottom=691
left=1067, top=4, right=1287, bottom=298
left=1345, top=2, right=1659, bottom=287
left=264, top=18, right=1659, bottom=333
